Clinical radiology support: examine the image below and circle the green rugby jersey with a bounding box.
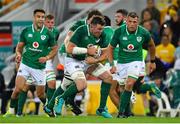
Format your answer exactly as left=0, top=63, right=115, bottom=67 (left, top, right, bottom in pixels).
left=113, top=20, right=126, bottom=60
left=47, top=27, right=60, bottom=53
left=69, top=19, right=87, bottom=32
left=52, top=27, right=60, bottom=41
left=110, top=24, right=151, bottom=63
left=20, top=24, right=56, bottom=69
left=103, top=26, right=114, bottom=45
left=69, top=25, right=108, bottom=60
left=59, top=19, right=86, bottom=54
left=103, top=26, right=119, bottom=60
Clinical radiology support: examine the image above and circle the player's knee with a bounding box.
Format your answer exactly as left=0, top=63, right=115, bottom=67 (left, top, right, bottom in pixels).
left=75, top=79, right=87, bottom=91
left=46, top=71, right=56, bottom=87
left=11, top=87, right=21, bottom=98
left=14, top=87, right=20, bottom=93
left=47, top=80, right=56, bottom=89
left=71, top=71, right=87, bottom=91
left=22, top=84, right=29, bottom=92
left=36, top=90, right=45, bottom=98
left=61, top=77, right=73, bottom=91
left=103, top=74, right=113, bottom=84
left=125, top=81, right=135, bottom=91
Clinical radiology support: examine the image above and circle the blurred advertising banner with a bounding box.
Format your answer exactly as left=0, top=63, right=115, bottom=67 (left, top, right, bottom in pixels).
left=0, top=47, right=13, bottom=71
left=0, top=22, right=12, bottom=71
left=12, top=21, right=32, bottom=45
left=0, top=22, right=12, bottom=46
left=0, top=21, right=32, bottom=71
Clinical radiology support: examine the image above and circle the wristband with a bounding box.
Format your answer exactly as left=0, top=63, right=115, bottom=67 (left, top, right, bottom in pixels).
left=72, top=47, right=87, bottom=55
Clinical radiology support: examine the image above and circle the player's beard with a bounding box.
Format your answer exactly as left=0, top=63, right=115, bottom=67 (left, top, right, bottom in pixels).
left=116, top=20, right=122, bottom=26
left=36, top=22, right=43, bottom=30
left=128, top=26, right=137, bottom=33
left=93, top=30, right=101, bottom=38
left=115, top=20, right=120, bottom=26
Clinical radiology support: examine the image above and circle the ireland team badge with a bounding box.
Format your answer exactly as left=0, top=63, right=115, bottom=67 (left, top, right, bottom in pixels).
left=41, top=35, right=46, bottom=40
left=137, top=36, right=142, bottom=42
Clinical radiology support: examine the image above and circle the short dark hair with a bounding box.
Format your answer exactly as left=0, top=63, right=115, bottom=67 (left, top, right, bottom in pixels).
left=90, top=16, right=105, bottom=26
left=104, top=15, right=111, bottom=26
left=45, top=14, right=54, bottom=20
left=33, top=9, right=45, bottom=15
left=116, top=9, right=128, bottom=16
left=87, top=9, right=103, bottom=20
left=128, top=12, right=139, bottom=18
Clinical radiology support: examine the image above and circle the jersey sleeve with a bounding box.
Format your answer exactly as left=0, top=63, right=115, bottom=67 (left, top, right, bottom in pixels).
left=110, top=29, right=120, bottom=48
left=70, top=27, right=83, bottom=46
left=100, top=31, right=111, bottom=48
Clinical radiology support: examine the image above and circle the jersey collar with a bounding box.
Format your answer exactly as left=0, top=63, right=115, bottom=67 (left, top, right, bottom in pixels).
left=87, top=25, right=90, bottom=36
left=32, top=24, right=45, bottom=33
left=85, top=19, right=87, bottom=25
left=49, top=27, right=54, bottom=32
left=125, top=25, right=138, bottom=35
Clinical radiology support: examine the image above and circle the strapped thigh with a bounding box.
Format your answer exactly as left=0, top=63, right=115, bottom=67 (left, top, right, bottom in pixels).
left=91, top=63, right=107, bottom=77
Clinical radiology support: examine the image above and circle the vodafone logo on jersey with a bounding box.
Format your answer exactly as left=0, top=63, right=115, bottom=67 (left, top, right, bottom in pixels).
left=33, top=42, right=39, bottom=48
left=127, top=44, right=134, bottom=50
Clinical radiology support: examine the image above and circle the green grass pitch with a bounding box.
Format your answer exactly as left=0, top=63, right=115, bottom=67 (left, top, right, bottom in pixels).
left=0, top=115, right=180, bottom=123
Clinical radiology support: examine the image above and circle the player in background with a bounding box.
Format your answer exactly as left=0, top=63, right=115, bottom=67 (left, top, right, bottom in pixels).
left=115, top=9, right=128, bottom=27
left=109, top=9, right=129, bottom=109
left=44, top=14, right=60, bottom=102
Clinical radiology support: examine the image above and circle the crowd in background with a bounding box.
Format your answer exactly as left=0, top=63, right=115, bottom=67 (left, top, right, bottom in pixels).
left=137, top=0, right=180, bottom=116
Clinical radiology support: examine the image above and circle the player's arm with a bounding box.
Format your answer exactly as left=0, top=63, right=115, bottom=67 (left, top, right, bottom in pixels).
left=64, top=31, right=73, bottom=49
left=64, top=21, right=83, bottom=49
left=46, top=45, right=58, bottom=60
left=148, top=38, right=156, bottom=61
left=108, top=44, right=116, bottom=73
left=16, top=28, right=26, bottom=63
left=108, top=44, right=115, bottom=66
left=66, top=41, right=97, bottom=56
left=15, top=42, right=25, bottom=63
left=148, top=38, right=156, bottom=73
left=108, top=28, right=120, bottom=73
left=97, top=48, right=108, bottom=62
left=85, top=48, right=107, bottom=64
left=39, top=45, right=58, bottom=63
left=67, top=27, right=97, bottom=56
